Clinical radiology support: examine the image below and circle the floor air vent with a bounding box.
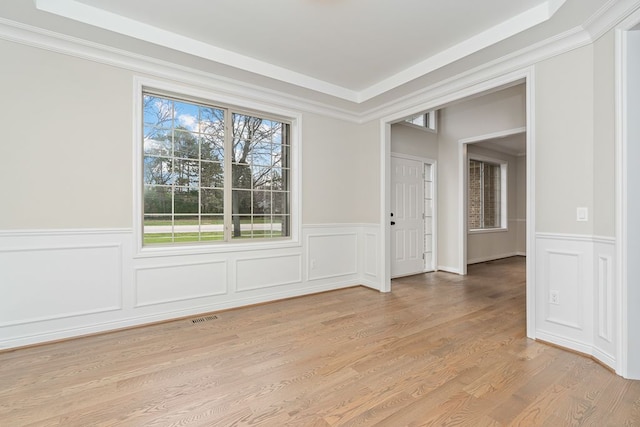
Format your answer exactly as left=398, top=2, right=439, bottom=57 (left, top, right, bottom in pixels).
left=191, top=315, right=218, bottom=324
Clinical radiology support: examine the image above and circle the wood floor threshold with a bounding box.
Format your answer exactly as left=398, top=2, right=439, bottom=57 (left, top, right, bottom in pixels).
left=0, top=284, right=366, bottom=355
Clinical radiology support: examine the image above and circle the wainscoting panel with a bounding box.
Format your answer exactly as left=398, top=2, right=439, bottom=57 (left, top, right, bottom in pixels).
left=544, top=250, right=583, bottom=329
left=364, top=232, right=378, bottom=277
left=0, top=225, right=381, bottom=349
left=593, top=238, right=616, bottom=367
left=536, top=234, right=593, bottom=349
left=535, top=233, right=616, bottom=371
left=236, top=254, right=302, bottom=292
left=0, top=244, right=122, bottom=327
left=360, top=226, right=381, bottom=290
left=307, top=231, right=358, bottom=281
left=134, top=260, right=227, bottom=307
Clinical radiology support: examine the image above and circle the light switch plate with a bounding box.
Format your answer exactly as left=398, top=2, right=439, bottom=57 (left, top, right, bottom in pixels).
left=577, top=207, right=588, bottom=221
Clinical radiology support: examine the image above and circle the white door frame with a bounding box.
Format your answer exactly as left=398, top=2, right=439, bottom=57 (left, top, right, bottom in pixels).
left=615, top=9, right=640, bottom=379
left=379, top=68, right=536, bottom=339
left=390, top=152, right=438, bottom=276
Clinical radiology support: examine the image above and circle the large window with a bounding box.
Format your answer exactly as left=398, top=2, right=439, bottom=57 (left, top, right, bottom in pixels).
left=142, top=92, right=290, bottom=246
left=468, top=158, right=506, bottom=230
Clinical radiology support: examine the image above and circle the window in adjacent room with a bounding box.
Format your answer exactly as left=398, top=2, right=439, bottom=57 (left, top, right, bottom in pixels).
left=404, top=110, right=437, bottom=132
left=468, top=157, right=507, bottom=230
left=142, top=92, right=291, bottom=246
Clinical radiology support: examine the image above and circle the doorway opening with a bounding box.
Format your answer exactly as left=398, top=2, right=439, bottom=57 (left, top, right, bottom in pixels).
left=380, top=71, right=535, bottom=339
left=460, top=127, right=527, bottom=274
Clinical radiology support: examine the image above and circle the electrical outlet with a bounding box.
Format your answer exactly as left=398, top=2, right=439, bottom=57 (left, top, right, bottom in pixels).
left=310, top=259, right=316, bottom=270
left=550, top=290, right=560, bottom=305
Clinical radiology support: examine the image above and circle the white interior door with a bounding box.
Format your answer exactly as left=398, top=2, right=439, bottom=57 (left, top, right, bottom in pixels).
left=391, top=155, right=425, bottom=277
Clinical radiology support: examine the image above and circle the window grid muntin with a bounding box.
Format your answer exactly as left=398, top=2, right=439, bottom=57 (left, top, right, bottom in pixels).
left=230, top=112, right=290, bottom=240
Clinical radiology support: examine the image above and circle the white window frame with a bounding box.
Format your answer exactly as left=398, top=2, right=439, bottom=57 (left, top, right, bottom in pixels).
left=468, top=153, right=508, bottom=233
left=133, top=77, right=302, bottom=257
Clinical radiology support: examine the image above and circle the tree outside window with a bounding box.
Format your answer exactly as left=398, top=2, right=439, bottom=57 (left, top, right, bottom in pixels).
left=142, top=93, right=290, bottom=245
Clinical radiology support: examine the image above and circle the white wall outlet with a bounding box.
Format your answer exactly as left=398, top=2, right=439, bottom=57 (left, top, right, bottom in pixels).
left=577, top=207, right=588, bottom=221
left=550, top=290, right=560, bottom=305
left=310, top=259, right=316, bottom=270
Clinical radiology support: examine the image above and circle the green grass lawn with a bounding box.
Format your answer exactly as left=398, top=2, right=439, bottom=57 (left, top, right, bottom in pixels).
left=143, top=218, right=273, bottom=226
left=144, top=232, right=223, bottom=244
left=143, top=230, right=282, bottom=245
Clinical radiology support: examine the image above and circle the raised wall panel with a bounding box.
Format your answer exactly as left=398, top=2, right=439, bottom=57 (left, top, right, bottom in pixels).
left=364, top=232, right=378, bottom=277
left=545, top=250, right=582, bottom=329
left=236, top=254, right=302, bottom=292
left=307, top=233, right=358, bottom=281
left=597, top=254, right=613, bottom=342
left=535, top=234, right=595, bottom=359
left=593, top=238, right=616, bottom=368
left=135, top=261, right=227, bottom=307
left=0, top=244, right=122, bottom=326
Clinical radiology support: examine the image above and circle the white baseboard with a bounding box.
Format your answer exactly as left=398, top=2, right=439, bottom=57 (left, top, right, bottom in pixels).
left=437, top=265, right=463, bottom=275
left=536, top=330, right=616, bottom=371
left=535, top=330, right=594, bottom=358
left=467, top=252, right=525, bottom=265
left=0, top=280, right=359, bottom=350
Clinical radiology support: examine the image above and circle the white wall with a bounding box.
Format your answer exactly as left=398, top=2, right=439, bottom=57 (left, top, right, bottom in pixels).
left=592, top=29, right=617, bottom=373
left=466, top=143, right=524, bottom=264
left=390, top=123, right=438, bottom=159
left=535, top=45, right=594, bottom=235
left=355, top=120, right=381, bottom=224
left=593, top=31, right=616, bottom=238
left=0, top=39, right=133, bottom=229
left=533, top=40, right=617, bottom=371
left=0, top=39, right=383, bottom=349
left=303, top=115, right=378, bottom=224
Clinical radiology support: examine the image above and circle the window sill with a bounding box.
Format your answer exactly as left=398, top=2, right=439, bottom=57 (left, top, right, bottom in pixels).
left=134, top=237, right=301, bottom=258
left=468, top=227, right=508, bottom=235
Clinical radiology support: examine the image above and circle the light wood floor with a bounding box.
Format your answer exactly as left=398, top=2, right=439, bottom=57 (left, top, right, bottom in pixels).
left=1, top=257, right=639, bottom=426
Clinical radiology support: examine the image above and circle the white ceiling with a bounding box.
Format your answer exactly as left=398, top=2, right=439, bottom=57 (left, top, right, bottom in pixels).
left=0, top=0, right=627, bottom=111
left=33, top=0, right=568, bottom=102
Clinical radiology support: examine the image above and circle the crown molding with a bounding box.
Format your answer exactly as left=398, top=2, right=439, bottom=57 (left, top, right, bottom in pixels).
left=583, top=0, right=640, bottom=41
left=0, top=17, right=362, bottom=123
left=358, top=0, right=566, bottom=102
left=1, top=0, right=640, bottom=124
left=360, top=0, right=640, bottom=122
left=34, top=0, right=361, bottom=102
left=35, top=0, right=566, bottom=104
left=358, top=26, right=592, bottom=123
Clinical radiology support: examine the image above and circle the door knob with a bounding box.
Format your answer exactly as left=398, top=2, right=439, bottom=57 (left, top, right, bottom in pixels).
left=390, top=221, right=396, bottom=225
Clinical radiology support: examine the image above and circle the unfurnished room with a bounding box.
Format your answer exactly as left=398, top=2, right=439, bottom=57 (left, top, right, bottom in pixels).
left=1, top=0, right=640, bottom=425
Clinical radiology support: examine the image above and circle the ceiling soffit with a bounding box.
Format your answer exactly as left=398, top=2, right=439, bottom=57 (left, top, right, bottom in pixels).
left=35, top=0, right=567, bottom=103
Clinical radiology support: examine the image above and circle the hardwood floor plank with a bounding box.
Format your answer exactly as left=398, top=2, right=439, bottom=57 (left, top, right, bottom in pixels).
left=2, top=257, right=639, bottom=426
